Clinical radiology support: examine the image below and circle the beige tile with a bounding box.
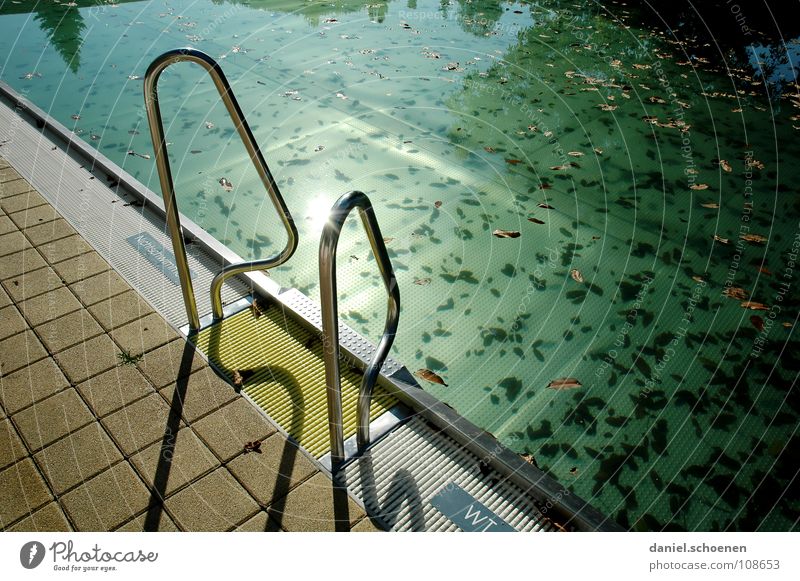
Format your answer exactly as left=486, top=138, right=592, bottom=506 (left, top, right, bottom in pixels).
left=18, top=286, right=82, bottom=327
left=159, top=368, right=237, bottom=423
left=0, top=305, right=28, bottom=341
left=69, top=269, right=131, bottom=307
left=115, top=509, right=179, bottom=532
left=0, top=178, right=34, bottom=198
left=0, top=458, right=53, bottom=528
left=0, top=357, right=70, bottom=415
left=34, top=309, right=104, bottom=353
left=12, top=388, right=94, bottom=451
left=101, top=392, right=176, bottom=455
left=34, top=422, right=122, bottom=495
left=88, top=290, right=153, bottom=332
left=61, top=461, right=150, bottom=531
left=51, top=252, right=110, bottom=285
left=0, top=417, right=27, bottom=471
left=8, top=204, right=60, bottom=229
left=0, top=191, right=47, bottom=214
left=38, top=234, right=93, bottom=264
left=0, top=248, right=47, bottom=281
left=194, top=398, right=277, bottom=462
left=0, top=285, right=10, bottom=309
left=110, top=312, right=178, bottom=358
left=54, top=333, right=119, bottom=384
left=165, top=468, right=258, bottom=531
left=0, top=215, right=15, bottom=236
left=234, top=510, right=282, bottom=531
left=0, top=230, right=31, bottom=258
left=227, top=434, right=317, bottom=506
left=266, top=472, right=364, bottom=532
left=0, top=167, right=23, bottom=184
left=0, top=329, right=48, bottom=375
left=76, top=365, right=154, bottom=418
left=351, top=516, right=386, bottom=532
left=23, top=218, right=76, bottom=246
left=137, top=339, right=206, bottom=389
left=130, top=427, right=218, bottom=498
left=1, top=265, right=63, bottom=302
left=7, top=501, right=72, bottom=531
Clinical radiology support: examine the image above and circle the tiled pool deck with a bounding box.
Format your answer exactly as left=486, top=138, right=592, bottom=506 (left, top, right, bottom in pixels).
left=0, top=157, right=381, bottom=532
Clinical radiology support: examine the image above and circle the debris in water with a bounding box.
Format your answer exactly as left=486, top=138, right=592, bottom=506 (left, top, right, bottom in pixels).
left=126, top=150, right=151, bottom=159
left=740, top=233, right=767, bottom=244
left=204, top=121, right=215, bottom=129
left=492, top=229, right=521, bottom=238
left=740, top=301, right=768, bottom=311
left=219, top=177, right=233, bottom=191
left=547, top=378, right=582, bottom=390
left=690, top=183, right=709, bottom=190
left=528, top=217, right=545, bottom=224
left=413, top=277, right=431, bottom=286
left=416, top=368, right=448, bottom=386
left=434, top=200, right=442, bottom=208
left=570, top=269, right=584, bottom=283
left=750, top=315, right=765, bottom=332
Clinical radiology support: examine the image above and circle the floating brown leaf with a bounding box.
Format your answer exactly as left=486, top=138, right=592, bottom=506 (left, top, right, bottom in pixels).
left=740, top=301, right=768, bottom=311
left=750, top=315, right=765, bottom=332
left=219, top=177, right=233, bottom=191
left=567, top=151, right=584, bottom=157
left=547, top=378, right=583, bottom=390
left=692, top=275, right=706, bottom=284
left=719, top=159, right=733, bottom=172
left=528, top=217, right=545, bottom=224
left=570, top=269, right=584, bottom=283
left=740, top=233, right=767, bottom=244
left=492, top=229, right=521, bottom=238
left=723, top=286, right=748, bottom=300
left=713, top=234, right=730, bottom=244
left=690, top=183, right=709, bottom=190
left=434, top=200, right=442, bottom=208
left=416, top=368, right=448, bottom=386
left=759, top=266, right=772, bottom=276
left=597, top=103, right=617, bottom=111
left=505, top=158, right=523, bottom=165
left=484, top=146, right=496, bottom=153
left=413, top=277, right=431, bottom=286
left=701, top=202, right=720, bottom=209
left=537, top=203, right=554, bottom=209
left=520, top=453, right=537, bottom=467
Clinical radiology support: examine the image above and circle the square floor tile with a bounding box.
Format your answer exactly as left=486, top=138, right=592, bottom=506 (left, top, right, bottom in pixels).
left=194, top=398, right=276, bottom=462
left=11, top=388, right=94, bottom=451
left=34, top=422, right=122, bottom=495
left=137, top=339, right=206, bottom=389
left=101, top=392, right=177, bottom=455
left=18, top=286, right=82, bottom=327
left=0, top=357, right=70, bottom=415
left=68, top=269, right=130, bottom=307
left=60, top=462, right=150, bottom=531
left=165, top=468, right=258, bottom=531
left=76, top=365, right=154, bottom=418
left=54, top=333, right=120, bottom=384
left=34, top=309, right=104, bottom=353
left=159, top=368, right=237, bottom=423
left=0, top=458, right=53, bottom=527
left=0, top=329, right=48, bottom=375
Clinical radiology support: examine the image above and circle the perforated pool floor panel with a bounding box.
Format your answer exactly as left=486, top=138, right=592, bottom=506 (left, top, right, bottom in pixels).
left=189, top=302, right=397, bottom=458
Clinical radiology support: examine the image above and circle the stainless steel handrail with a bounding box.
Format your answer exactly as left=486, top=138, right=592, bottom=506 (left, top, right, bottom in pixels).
left=143, top=48, right=298, bottom=330
left=319, top=191, right=400, bottom=468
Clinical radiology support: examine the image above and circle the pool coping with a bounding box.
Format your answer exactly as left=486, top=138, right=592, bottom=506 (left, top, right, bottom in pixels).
left=0, top=79, right=621, bottom=532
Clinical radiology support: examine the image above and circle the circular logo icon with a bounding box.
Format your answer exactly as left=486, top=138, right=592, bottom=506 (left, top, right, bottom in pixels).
left=20, top=541, right=46, bottom=569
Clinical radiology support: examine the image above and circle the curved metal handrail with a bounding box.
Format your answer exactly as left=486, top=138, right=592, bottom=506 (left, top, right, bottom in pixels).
left=143, top=48, right=298, bottom=330
left=319, top=191, right=400, bottom=468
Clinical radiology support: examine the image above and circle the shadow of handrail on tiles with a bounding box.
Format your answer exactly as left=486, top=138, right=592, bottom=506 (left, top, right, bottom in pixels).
left=143, top=340, right=196, bottom=531
left=350, top=450, right=426, bottom=532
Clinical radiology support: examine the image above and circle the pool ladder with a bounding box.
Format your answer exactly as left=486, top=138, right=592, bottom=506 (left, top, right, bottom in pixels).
left=144, top=48, right=399, bottom=468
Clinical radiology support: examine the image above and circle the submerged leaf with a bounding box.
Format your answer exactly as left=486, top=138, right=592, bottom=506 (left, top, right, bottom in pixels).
left=548, top=377, right=583, bottom=390
left=492, top=229, right=521, bottom=238
left=416, top=368, right=448, bottom=386
left=741, top=301, right=768, bottom=311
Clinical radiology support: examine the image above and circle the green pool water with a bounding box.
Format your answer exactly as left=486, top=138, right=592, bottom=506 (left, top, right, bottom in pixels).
left=2, top=0, right=797, bottom=531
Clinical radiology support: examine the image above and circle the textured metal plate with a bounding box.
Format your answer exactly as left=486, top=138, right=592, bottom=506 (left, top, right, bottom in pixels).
left=189, top=303, right=397, bottom=458
left=337, top=417, right=564, bottom=532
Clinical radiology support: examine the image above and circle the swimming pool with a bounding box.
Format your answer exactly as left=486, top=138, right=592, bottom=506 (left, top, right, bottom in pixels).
left=2, top=0, right=797, bottom=531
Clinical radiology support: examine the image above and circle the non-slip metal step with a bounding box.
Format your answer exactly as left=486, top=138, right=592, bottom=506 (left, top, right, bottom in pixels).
left=189, top=301, right=397, bottom=458
left=338, top=416, right=563, bottom=532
